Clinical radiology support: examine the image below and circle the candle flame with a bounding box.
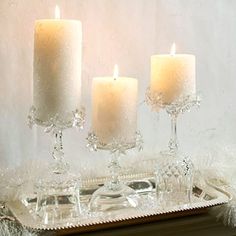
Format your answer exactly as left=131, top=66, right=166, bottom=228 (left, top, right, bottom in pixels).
left=55, top=5, right=60, bottom=19
left=170, top=43, right=176, bottom=56
left=113, top=64, right=119, bottom=80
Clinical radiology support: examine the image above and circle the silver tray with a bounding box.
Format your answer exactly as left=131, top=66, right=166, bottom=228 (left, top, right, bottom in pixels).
left=7, top=173, right=231, bottom=234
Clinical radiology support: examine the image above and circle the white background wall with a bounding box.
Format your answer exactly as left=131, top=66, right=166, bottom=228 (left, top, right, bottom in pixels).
left=0, top=0, right=236, bottom=176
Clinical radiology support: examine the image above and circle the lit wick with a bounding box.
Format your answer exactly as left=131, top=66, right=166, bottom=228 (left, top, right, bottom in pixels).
left=55, top=5, right=60, bottom=19
left=113, top=64, right=119, bottom=80
left=170, top=43, right=176, bottom=56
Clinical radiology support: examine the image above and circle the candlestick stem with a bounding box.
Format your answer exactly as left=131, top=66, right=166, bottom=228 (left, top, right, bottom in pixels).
left=168, top=114, right=178, bottom=153
left=52, top=130, right=69, bottom=174
left=108, top=152, right=121, bottom=190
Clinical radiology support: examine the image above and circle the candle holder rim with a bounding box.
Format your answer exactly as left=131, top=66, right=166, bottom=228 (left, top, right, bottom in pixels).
left=28, top=105, right=85, bottom=131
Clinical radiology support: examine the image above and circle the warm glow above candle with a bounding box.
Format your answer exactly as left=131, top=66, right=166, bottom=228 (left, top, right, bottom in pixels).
left=113, top=64, right=119, bottom=80
left=170, top=43, right=176, bottom=56
left=55, top=5, right=60, bottom=19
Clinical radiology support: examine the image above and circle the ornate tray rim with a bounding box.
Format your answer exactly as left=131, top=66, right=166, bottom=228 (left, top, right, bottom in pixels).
left=6, top=173, right=232, bottom=233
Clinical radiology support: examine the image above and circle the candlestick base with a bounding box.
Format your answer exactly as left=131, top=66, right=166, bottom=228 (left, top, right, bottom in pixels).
left=89, top=183, right=139, bottom=212
left=155, top=150, right=194, bottom=207
left=87, top=131, right=143, bottom=212
left=34, top=170, right=81, bottom=225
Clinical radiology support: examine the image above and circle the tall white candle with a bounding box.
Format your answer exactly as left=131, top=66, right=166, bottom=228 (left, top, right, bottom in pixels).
left=150, top=43, right=196, bottom=104
left=33, top=6, right=82, bottom=122
left=92, top=65, right=138, bottom=145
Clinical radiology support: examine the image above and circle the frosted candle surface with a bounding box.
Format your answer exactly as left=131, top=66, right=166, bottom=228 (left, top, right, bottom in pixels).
left=33, top=19, right=82, bottom=122
left=92, top=77, right=138, bottom=145
left=151, top=54, right=196, bottom=104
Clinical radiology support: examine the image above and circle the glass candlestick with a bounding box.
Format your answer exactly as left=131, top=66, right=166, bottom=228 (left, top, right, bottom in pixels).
left=86, top=132, right=143, bottom=212
left=146, top=89, right=200, bottom=205
left=28, top=106, right=85, bottom=224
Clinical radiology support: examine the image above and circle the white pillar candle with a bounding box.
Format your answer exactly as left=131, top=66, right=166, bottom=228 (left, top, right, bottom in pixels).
left=92, top=65, right=138, bottom=145
left=150, top=43, right=196, bottom=104
left=33, top=6, right=82, bottom=122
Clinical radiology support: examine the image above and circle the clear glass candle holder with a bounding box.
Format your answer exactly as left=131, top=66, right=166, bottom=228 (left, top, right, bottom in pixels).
left=86, top=132, right=143, bottom=212
left=28, top=106, right=85, bottom=224
left=146, top=89, right=201, bottom=205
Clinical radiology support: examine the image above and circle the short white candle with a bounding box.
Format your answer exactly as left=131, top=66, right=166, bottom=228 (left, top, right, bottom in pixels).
left=33, top=5, right=82, bottom=122
left=92, top=65, right=138, bottom=145
left=150, top=43, right=196, bottom=104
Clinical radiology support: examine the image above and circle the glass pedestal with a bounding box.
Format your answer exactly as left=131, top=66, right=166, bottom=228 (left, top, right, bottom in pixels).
left=155, top=151, right=194, bottom=207
left=35, top=171, right=81, bottom=225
